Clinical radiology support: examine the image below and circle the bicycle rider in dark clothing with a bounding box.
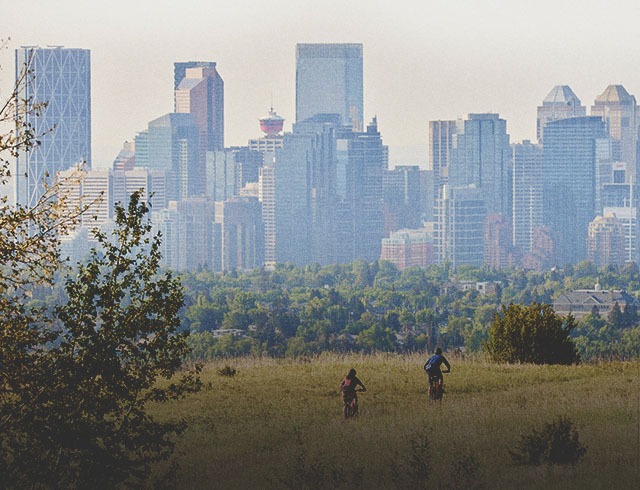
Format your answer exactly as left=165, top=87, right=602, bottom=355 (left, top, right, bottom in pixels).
left=424, top=348, right=451, bottom=385
left=340, top=368, right=366, bottom=415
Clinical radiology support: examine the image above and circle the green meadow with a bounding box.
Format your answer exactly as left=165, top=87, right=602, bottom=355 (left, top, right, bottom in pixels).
left=150, top=354, right=640, bottom=489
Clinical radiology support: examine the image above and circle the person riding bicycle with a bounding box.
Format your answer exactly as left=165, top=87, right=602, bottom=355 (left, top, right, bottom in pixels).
left=424, top=347, right=451, bottom=387
left=340, top=368, right=366, bottom=416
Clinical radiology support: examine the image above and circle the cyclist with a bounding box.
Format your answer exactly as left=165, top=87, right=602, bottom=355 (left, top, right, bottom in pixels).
left=340, top=368, right=366, bottom=417
left=424, top=348, right=451, bottom=396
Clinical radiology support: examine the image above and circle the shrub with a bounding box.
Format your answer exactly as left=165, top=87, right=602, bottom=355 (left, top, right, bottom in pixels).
left=217, top=365, right=237, bottom=377
left=484, top=302, right=580, bottom=364
left=509, top=416, right=587, bottom=466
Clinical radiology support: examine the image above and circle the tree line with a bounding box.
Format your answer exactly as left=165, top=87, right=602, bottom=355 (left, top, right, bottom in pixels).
left=164, top=260, right=640, bottom=361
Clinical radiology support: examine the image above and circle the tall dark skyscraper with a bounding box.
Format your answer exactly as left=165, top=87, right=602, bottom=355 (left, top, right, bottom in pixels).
left=295, top=43, right=363, bottom=130
left=542, top=116, right=608, bottom=264
left=15, top=46, right=91, bottom=208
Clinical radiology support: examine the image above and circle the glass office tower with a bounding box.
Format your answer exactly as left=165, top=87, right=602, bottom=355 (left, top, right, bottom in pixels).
left=542, top=116, right=608, bottom=264
left=15, top=46, right=91, bottom=208
left=449, top=113, right=512, bottom=219
left=295, top=43, right=363, bottom=130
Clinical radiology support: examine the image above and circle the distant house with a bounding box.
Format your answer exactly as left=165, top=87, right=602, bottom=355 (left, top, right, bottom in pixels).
left=211, top=329, right=247, bottom=338
left=441, top=280, right=502, bottom=296
left=553, top=283, right=635, bottom=320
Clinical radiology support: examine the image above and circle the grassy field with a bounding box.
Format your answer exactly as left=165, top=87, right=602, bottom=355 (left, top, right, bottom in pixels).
left=149, top=354, right=640, bottom=489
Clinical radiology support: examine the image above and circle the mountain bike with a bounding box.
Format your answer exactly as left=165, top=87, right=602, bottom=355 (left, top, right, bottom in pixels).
left=343, top=388, right=365, bottom=419
left=428, top=374, right=445, bottom=403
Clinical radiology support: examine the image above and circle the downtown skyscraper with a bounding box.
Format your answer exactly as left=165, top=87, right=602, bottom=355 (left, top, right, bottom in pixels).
left=512, top=140, right=543, bottom=253
left=536, top=85, right=586, bottom=143
left=591, top=85, right=638, bottom=175
left=15, top=46, right=91, bottom=208
left=542, top=116, right=608, bottom=264
left=295, top=43, right=363, bottom=130
left=174, top=62, right=224, bottom=152
left=135, top=113, right=200, bottom=202
left=449, top=113, right=512, bottom=219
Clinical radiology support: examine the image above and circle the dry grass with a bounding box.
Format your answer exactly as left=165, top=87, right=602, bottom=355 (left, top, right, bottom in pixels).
left=149, top=353, right=640, bottom=489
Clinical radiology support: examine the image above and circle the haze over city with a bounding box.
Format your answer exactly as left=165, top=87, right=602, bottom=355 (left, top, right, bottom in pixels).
left=3, top=0, right=640, bottom=168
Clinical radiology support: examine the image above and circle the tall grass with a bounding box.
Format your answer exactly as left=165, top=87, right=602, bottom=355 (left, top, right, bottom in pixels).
left=149, top=353, right=640, bottom=489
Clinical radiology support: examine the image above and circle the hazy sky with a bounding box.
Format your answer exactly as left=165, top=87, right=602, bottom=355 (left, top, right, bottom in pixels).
left=2, top=0, right=640, bottom=168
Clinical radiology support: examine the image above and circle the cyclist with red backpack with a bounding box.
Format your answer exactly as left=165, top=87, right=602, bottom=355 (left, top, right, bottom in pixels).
left=340, top=368, right=366, bottom=418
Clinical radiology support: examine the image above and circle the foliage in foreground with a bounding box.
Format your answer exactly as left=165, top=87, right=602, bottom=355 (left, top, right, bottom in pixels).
left=485, top=302, right=581, bottom=365
left=1, top=194, right=201, bottom=489
left=509, top=416, right=587, bottom=466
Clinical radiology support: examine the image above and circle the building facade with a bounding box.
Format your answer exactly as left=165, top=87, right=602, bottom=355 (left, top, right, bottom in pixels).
left=542, top=116, right=608, bottom=264
left=554, top=285, right=635, bottom=320
left=213, top=197, right=263, bottom=271
left=205, top=150, right=240, bottom=202
left=274, top=132, right=314, bottom=265
left=435, top=185, right=487, bottom=268
left=142, top=113, right=199, bottom=201
left=383, top=165, right=427, bottom=234
left=429, top=120, right=457, bottom=198
left=512, top=140, right=543, bottom=253
left=586, top=214, right=626, bottom=267
left=334, top=118, right=386, bottom=263
left=484, top=213, right=517, bottom=270
left=449, top=113, right=512, bottom=219
left=381, top=228, right=435, bottom=270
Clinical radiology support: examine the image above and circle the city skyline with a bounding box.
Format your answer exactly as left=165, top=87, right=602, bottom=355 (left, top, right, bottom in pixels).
left=3, top=0, right=640, bottom=169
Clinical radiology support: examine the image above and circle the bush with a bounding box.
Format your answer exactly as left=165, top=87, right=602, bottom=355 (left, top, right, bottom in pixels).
left=509, top=416, right=587, bottom=466
left=484, top=302, right=580, bottom=364
left=217, top=366, right=237, bottom=377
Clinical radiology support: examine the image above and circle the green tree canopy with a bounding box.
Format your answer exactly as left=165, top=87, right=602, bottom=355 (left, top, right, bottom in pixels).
left=1, top=193, right=201, bottom=488
left=484, top=302, right=580, bottom=365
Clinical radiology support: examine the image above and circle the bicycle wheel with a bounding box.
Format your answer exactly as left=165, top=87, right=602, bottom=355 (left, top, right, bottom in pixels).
left=343, top=400, right=354, bottom=419
left=436, top=380, right=443, bottom=401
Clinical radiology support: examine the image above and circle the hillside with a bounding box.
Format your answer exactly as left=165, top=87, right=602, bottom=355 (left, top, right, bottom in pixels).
left=149, top=354, right=639, bottom=489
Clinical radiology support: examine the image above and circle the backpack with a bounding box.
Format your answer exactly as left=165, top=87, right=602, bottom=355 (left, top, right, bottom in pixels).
left=340, top=377, right=354, bottom=392
left=424, top=355, right=439, bottom=373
